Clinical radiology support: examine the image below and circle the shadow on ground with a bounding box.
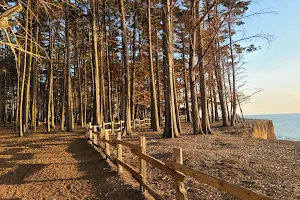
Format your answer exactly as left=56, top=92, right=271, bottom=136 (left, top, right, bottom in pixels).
left=67, top=136, right=146, bottom=199
left=0, top=128, right=146, bottom=199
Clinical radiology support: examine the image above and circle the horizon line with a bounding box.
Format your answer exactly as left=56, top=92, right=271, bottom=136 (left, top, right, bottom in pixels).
left=244, top=112, right=300, bottom=116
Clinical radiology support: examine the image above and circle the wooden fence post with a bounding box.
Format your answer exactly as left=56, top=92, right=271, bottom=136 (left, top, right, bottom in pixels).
left=99, top=128, right=104, bottom=149
left=104, top=130, right=110, bottom=159
left=173, top=148, right=188, bottom=200
left=139, top=136, right=146, bottom=192
left=93, top=126, right=98, bottom=145
left=117, top=132, right=123, bottom=174
left=111, top=121, right=114, bottom=134
left=88, top=122, right=93, bottom=139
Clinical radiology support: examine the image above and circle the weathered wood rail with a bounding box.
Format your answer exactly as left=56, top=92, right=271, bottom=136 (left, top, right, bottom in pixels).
left=86, top=118, right=152, bottom=137
left=85, top=125, right=275, bottom=200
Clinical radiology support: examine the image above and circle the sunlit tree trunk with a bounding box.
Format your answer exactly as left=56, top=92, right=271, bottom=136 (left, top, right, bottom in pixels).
left=119, top=0, right=132, bottom=136
left=31, top=3, right=38, bottom=131
left=147, top=0, right=159, bottom=131
left=189, top=0, right=203, bottom=135
left=181, top=29, right=191, bottom=123
left=154, top=23, right=162, bottom=125
left=228, top=15, right=237, bottom=126
left=198, top=1, right=212, bottom=134
left=162, top=0, right=179, bottom=138
left=65, top=0, right=73, bottom=131
left=215, top=42, right=229, bottom=126
left=19, top=0, right=31, bottom=136
left=47, top=20, right=54, bottom=132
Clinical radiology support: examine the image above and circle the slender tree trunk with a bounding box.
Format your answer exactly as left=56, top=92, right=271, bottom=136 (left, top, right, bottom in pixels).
left=91, top=0, right=101, bottom=125
left=198, top=1, right=213, bottom=134
left=60, top=51, right=66, bottom=131
left=182, top=30, right=191, bottom=123
left=104, top=0, right=112, bottom=122
left=83, top=41, right=88, bottom=125
left=47, top=21, right=54, bottom=132
left=23, top=8, right=33, bottom=133
left=19, top=0, right=31, bottom=136
left=119, top=0, right=132, bottom=136
left=65, top=0, right=73, bottom=131
left=228, top=17, right=237, bottom=126
left=76, top=31, right=84, bottom=127
left=154, top=23, right=162, bottom=125
left=130, top=0, right=138, bottom=120
left=173, top=68, right=181, bottom=133
left=99, top=17, right=106, bottom=123
left=31, top=7, right=38, bottom=131
left=215, top=42, right=229, bottom=126
left=147, top=0, right=159, bottom=131
left=189, top=0, right=203, bottom=135
left=199, top=39, right=213, bottom=134
left=162, top=0, right=179, bottom=138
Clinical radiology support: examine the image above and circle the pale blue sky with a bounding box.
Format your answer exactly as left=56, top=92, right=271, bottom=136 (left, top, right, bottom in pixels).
left=238, top=0, right=300, bottom=114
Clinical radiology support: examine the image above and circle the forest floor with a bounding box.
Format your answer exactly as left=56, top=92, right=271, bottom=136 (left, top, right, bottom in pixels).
left=0, top=122, right=299, bottom=200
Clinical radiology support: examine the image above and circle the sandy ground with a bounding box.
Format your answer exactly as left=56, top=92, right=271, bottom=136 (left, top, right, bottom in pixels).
left=0, top=123, right=299, bottom=200
left=0, top=126, right=145, bottom=200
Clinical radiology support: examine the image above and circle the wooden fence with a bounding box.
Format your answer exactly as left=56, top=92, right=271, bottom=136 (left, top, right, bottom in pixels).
left=86, top=118, right=152, bottom=137
left=85, top=125, right=275, bottom=200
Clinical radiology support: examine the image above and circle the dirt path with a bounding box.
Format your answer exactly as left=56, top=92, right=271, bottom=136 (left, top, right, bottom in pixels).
left=0, top=129, right=146, bottom=200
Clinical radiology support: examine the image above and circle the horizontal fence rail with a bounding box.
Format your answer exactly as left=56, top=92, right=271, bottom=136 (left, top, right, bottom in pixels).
left=85, top=125, right=275, bottom=200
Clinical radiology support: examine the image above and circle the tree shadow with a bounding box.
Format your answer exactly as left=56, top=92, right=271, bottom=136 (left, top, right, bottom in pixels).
left=0, top=164, right=47, bottom=185
left=67, top=138, right=146, bottom=200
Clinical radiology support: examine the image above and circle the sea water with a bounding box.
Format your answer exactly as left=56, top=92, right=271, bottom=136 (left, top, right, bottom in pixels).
left=246, top=113, right=300, bottom=141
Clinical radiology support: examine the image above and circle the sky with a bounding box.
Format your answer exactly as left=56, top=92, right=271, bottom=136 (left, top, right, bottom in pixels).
left=237, top=0, right=300, bottom=115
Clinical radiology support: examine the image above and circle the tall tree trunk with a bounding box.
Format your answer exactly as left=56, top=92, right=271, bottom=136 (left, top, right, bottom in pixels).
left=60, top=52, right=66, bottom=131
left=130, top=0, right=138, bottom=120
left=189, top=0, right=203, bottom=135
left=228, top=16, right=237, bottom=126
left=147, top=0, right=159, bottom=131
left=76, top=27, right=84, bottom=127
left=65, top=0, right=73, bottom=131
left=31, top=6, right=38, bottom=131
left=154, top=23, right=162, bottom=125
left=91, top=0, right=101, bottom=125
left=162, top=0, right=179, bottom=138
left=181, top=29, right=191, bottom=123
left=47, top=21, right=54, bottom=132
left=104, top=0, right=112, bottom=122
left=198, top=1, right=212, bottom=134
left=98, top=13, right=106, bottom=123
left=215, top=42, right=229, bottom=126
left=19, top=0, right=31, bottom=136
left=119, top=0, right=132, bottom=136
left=199, top=38, right=213, bottom=134
left=23, top=8, right=33, bottom=133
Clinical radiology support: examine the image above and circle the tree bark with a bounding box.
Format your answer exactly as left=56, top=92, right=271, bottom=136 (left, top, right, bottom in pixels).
left=189, top=0, right=203, bottom=135
left=147, top=0, right=159, bottom=131
left=65, top=0, right=73, bottom=131
left=119, top=0, right=132, bottom=136
left=228, top=16, right=237, bottom=126
left=91, top=0, right=101, bottom=126
left=47, top=21, right=54, bottom=132
left=154, top=23, right=162, bottom=125
left=162, top=0, right=179, bottom=138
left=181, top=29, right=191, bottom=123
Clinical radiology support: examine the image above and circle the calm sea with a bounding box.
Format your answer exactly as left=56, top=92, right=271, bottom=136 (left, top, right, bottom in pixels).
left=245, top=113, right=300, bottom=141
